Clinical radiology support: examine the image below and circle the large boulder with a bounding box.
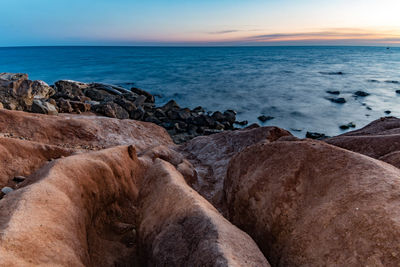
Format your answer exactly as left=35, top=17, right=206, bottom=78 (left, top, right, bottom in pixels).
left=327, top=117, right=400, bottom=168
left=225, top=139, right=400, bottom=266
left=0, top=109, right=173, bottom=151
left=53, top=80, right=89, bottom=99
left=179, top=125, right=291, bottom=207
left=0, top=73, right=54, bottom=110
left=137, top=158, right=270, bottom=266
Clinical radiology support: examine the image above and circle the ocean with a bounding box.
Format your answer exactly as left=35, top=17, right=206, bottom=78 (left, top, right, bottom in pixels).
left=0, top=46, right=399, bottom=137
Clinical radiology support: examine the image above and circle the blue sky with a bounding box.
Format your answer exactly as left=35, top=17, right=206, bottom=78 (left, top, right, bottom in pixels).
left=1, top=0, right=399, bottom=46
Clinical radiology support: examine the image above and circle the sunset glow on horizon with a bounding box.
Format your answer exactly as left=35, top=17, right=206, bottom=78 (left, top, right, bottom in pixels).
left=1, top=0, right=400, bottom=46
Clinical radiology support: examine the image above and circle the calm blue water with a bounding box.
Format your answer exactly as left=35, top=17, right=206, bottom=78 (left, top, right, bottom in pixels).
left=1, top=46, right=400, bottom=137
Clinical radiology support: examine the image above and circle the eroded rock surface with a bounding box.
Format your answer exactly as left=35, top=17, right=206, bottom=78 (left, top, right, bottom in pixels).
left=327, top=116, right=400, bottom=167
left=225, top=139, right=400, bottom=266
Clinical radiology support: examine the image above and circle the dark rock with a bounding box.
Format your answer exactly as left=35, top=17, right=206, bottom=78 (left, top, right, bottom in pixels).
left=54, top=80, right=87, bottom=99
left=385, top=80, right=399, bottom=84
left=319, top=71, right=344, bottom=75
left=130, top=87, right=155, bottom=103
left=144, top=116, right=161, bottom=125
left=57, top=98, right=73, bottom=113
left=161, top=122, right=175, bottom=130
left=367, top=79, right=380, bottom=83
left=258, top=115, right=274, bottom=122
left=306, top=132, right=328, bottom=140
left=13, top=176, right=26, bottom=183
left=177, top=109, right=191, bottom=121
left=192, top=106, right=205, bottom=114
left=354, top=91, right=370, bottom=97
left=133, top=95, right=147, bottom=107
left=326, top=90, right=340, bottom=95
left=204, top=129, right=224, bottom=135
left=69, top=101, right=91, bottom=113
left=396, top=90, right=400, bottom=94
left=385, top=110, right=392, bottom=114
left=114, top=98, right=137, bottom=113
left=130, top=106, right=145, bottom=120
left=235, top=120, right=248, bottom=126
left=93, top=102, right=129, bottom=119
left=223, top=110, right=236, bottom=124
left=84, top=88, right=114, bottom=102
left=215, top=122, right=225, bottom=130
left=154, top=108, right=166, bottom=118
left=340, top=122, right=356, bottom=130
left=161, top=100, right=180, bottom=112
left=211, top=111, right=225, bottom=122
left=329, top=97, right=346, bottom=104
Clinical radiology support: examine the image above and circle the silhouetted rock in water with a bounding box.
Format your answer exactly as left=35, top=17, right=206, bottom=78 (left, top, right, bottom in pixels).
left=319, top=71, right=344, bottom=75
left=306, top=131, right=328, bottom=140
left=385, top=80, right=399, bottom=84
left=385, top=110, right=392, bottom=114
left=396, top=90, right=400, bottom=94
left=367, top=79, right=380, bottom=83
left=258, top=115, right=274, bottom=122
left=339, top=122, right=356, bottom=130
left=326, top=90, right=340, bottom=95
left=328, top=97, right=346, bottom=104
left=224, top=139, right=400, bottom=266
left=354, top=90, right=370, bottom=97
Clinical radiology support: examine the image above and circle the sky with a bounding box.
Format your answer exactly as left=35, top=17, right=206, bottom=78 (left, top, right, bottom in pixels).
left=0, top=0, right=399, bottom=46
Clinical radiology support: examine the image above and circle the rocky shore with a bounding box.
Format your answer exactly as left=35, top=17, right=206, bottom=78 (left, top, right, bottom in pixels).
left=1, top=72, right=400, bottom=266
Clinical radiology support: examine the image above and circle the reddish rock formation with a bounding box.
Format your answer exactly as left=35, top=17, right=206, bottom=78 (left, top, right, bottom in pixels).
left=327, top=116, right=400, bottom=167
left=0, top=109, right=173, bottom=151
left=0, top=137, right=72, bottom=187
left=0, top=145, right=143, bottom=266
left=225, top=139, right=400, bottom=266
left=138, top=158, right=270, bottom=266
left=180, top=125, right=291, bottom=208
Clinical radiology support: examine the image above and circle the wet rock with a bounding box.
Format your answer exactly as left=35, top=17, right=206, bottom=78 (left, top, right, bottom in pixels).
left=31, top=99, right=58, bottom=115
left=354, top=90, right=370, bottom=97
left=177, top=109, right=191, bottom=121
left=319, top=71, right=344, bottom=75
left=326, top=90, right=340, bottom=95
left=235, top=120, right=248, bottom=126
left=367, top=79, right=380, bottom=83
left=192, top=106, right=205, bottom=114
left=385, top=110, right=392, bottom=114
left=328, top=97, right=346, bottom=104
left=161, top=100, right=180, bottom=112
left=258, top=115, right=274, bottom=122
left=223, top=110, right=236, bottom=124
left=306, top=131, right=328, bottom=140
left=385, top=80, right=399, bottom=84
left=130, top=87, right=155, bottom=103
left=211, top=111, right=225, bottom=122
left=340, top=122, right=356, bottom=130
left=396, top=90, right=400, bottom=94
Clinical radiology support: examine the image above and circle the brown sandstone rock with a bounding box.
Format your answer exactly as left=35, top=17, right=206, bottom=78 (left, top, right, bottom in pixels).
left=327, top=116, right=400, bottom=167
left=0, top=145, right=143, bottom=266
left=225, top=139, right=400, bottom=266
left=138, top=158, right=270, bottom=267
left=0, top=109, right=173, bottom=151
left=180, top=126, right=291, bottom=208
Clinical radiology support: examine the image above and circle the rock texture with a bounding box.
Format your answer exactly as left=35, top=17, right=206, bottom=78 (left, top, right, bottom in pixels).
left=225, top=139, right=400, bottom=266
left=327, top=116, right=400, bottom=168
left=138, top=159, right=270, bottom=266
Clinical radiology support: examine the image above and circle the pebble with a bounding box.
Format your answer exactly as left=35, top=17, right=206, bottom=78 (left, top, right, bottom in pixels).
left=1, top=187, right=14, bottom=194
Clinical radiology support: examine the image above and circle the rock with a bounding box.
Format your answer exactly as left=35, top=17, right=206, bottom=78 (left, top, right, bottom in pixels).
left=306, top=131, right=328, bottom=140
left=0, top=102, right=3, bottom=109
left=53, top=80, right=88, bottom=99
left=177, top=109, right=191, bottom=121
left=93, top=102, right=129, bottom=119
left=1, top=187, right=13, bottom=194
left=328, top=97, right=346, bottom=104
left=192, top=106, right=205, bottom=114
left=130, top=106, right=145, bottom=120
left=31, top=99, right=58, bottom=115
left=154, top=108, right=166, bottom=118
left=0, top=73, right=55, bottom=110
left=339, top=122, right=356, bottom=130
left=211, top=111, right=225, bottom=122
left=367, top=79, right=379, bottom=83
left=225, top=139, right=400, bottom=266
left=326, top=90, right=340, bottom=95
left=69, top=101, right=91, bottom=113
left=57, top=98, right=73, bottom=113
left=0, top=109, right=172, bottom=151
left=133, top=95, right=147, bottom=107
left=319, top=71, right=344, bottom=75
left=114, top=98, right=137, bottom=113
left=385, top=80, right=399, bottom=84
left=385, top=110, right=392, bottom=114
left=223, top=110, right=236, bottom=124
left=258, top=115, right=274, bottom=122
left=130, top=87, right=155, bottom=103
left=84, top=87, right=114, bottom=101
left=138, top=159, right=270, bottom=267
left=12, top=176, right=26, bottom=183
left=396, top=90, right=400, bottom=94
left=354, top=90, right=370, bottom=97
left=179, top=126, right=291, bottom=206
left=161, top=100, right=180, bottom=112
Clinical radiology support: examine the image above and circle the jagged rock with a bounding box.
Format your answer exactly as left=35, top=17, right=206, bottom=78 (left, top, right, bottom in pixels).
left=306, top=131, right=328, bottom=140
left=328, top=97, right=346, bottom=104
left=31, top=99, right=58, bottom=115
left=57, top=98, right=73, bottom=113
left=130, top=106, right=145, bottom=120
left=93, top=102, right=129, bottom=119
left=258, top=115, right=274, bottom=122
left=326, top=90, right=340, bottom=95
left=161, top=100, right=180, bottom=112
left=53, top=80, right=88, bottom=99
left=131, top=87, right=155, bottom=103
left=133, top=95, right=146, bottom=107
left=69, top=101, right=91, bottom=113
left=354, top=90, right=370, bottom=97
left=225, top=139, right=400, bottom=266
left=84, top=87, right=115, bottom=101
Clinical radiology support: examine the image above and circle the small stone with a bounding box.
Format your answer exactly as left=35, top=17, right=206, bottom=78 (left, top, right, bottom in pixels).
left=1, top=187, right=13, bottom=194
left=354, top=91, right=370, bottom=97
left=13, top=176, right=26, bottom=183
left=385, top=110, right=391, bottom=114
left=396, top=90, right=400, bottom=94
left=329, top=97, right=346, bottom=104
left=258, top=115, right=274, bottom=122
left=306, top=132, right=328, bottom=140
left=326, top=90, right=340, bottom=95
left=235, top=120, right=248, bottom=126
